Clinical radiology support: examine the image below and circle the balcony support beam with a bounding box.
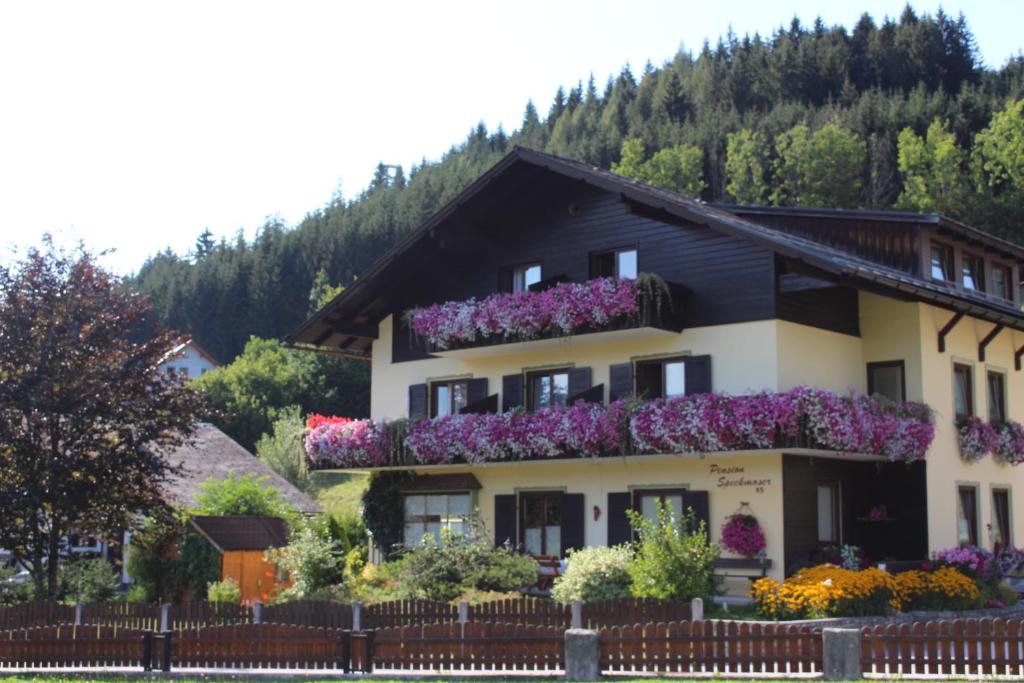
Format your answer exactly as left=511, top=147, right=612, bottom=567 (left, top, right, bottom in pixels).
left=938, top=311, right=965, bottom=353
left=1016, top=344, right=1024, bottom=371
left=978, top=324, right=1005, bottom=362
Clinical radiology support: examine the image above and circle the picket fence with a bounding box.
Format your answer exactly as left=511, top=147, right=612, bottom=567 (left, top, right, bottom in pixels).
left=861, top=618, right=1024, bottom=677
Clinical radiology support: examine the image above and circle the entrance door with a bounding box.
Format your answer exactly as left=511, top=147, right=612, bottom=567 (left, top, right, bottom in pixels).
left=520, top=492, right=561, bottom=557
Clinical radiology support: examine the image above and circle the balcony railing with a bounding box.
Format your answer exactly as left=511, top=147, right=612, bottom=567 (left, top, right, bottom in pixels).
left=403, top=274, right=687, bottom=355
left=304, top=387, right=936, bottom=470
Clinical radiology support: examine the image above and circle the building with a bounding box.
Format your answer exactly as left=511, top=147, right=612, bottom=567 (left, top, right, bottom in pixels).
left=287, top=147, right=1024, bottom=593
left=159, top=336, right=220, bottom=379
left=188, top=515, right=291, bottom=603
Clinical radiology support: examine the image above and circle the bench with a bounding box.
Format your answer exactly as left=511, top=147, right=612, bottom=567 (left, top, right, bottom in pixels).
left=714, top=557, right=772, bottom=582
left=534, top=555, right=563, bottom=591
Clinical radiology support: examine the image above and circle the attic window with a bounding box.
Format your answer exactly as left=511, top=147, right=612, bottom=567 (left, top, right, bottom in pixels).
left=962, top=252, right=985, bottom=292
left=930, top=242, right=954, bottom=282
left=993, top=264, right=1012, bottom=301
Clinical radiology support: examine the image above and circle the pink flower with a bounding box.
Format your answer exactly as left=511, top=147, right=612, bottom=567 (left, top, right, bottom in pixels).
left=721, top=514, right=766, bottom=558
left=957, top=417, right=998, bottom=462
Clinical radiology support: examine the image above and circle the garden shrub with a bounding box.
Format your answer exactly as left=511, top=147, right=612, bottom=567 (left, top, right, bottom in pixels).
left=0, top=565, right=31, bottom=606
left=627, top=504, right=719, bottom=602
left=126, top=515, right=188, bottom=603
left=551, top=545, right=632, bottom=604
left=266, top=522, right=345, bottom=602
left=892, top=567, right=980, bottom=611
left=207, top=577, right=241, bottom=603
left=362, top=471, right=414, bottom=559
left=60, top=559, right=121, bottom=605
left=752, top=565, right=897, bottom=619
left=180, top=529, right=222, bottom=600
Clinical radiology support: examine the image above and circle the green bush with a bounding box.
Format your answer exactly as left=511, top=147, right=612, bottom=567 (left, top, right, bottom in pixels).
left=266, top=522, right=345, bottom=602
left=207, top=577, right=241, bottom=603
left=551, top=545, right=633, bottom=604
left=393, top=527, right=538, bottom=602
left=60, top=559, right=121, bottom=605
left=193, top=471, right=297, bottom=525
left=627, top=504, right=719, bottom=602
left=362, top=471, right=412, bottom=559
left=126, top=515, right=188, bottom=603
left=0, top=565, right=32, bottom=606
left=180, top=530, right=222, bottom=600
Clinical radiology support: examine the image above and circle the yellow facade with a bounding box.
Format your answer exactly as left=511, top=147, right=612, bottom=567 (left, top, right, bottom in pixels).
left=365, top=290, right=1024, bottom=588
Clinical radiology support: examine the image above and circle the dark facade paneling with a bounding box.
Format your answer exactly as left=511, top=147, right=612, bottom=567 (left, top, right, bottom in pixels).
left=776, top=286, right=861, bottom=337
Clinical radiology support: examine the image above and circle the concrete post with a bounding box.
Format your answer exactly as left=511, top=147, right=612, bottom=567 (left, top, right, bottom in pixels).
left=689, top=597, right=703, bottom=622
left=822, top=627, right=862, bottom=681
left=74, top=604, right=83, bottom=626
left=564, top=629, right=600, bottom=681
left=571, top=600, right=583, bottom=629
left=458, top=600, right=470, bottom=624
left=159, top=603, right=171, bottom=632
left=252, top=601, right=263, bottom=624
left=352, top=600, right=363, bottom=631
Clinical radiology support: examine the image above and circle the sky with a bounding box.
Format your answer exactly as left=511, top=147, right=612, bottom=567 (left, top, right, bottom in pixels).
left=0, top=1, right=1022, bottom=274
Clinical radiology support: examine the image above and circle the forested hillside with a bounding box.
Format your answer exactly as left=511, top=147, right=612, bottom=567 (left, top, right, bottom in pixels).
left=135, top=6, right=1024, bottom=366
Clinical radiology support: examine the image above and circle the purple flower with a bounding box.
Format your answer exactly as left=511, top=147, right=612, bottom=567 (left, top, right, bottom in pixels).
left=304, top=419, right=389, bottom=468
left=957, top=417, right=998, bottom=462
left=993, top=420, right=1024, bottom=465
left=721, top=514, right=766, bottom=558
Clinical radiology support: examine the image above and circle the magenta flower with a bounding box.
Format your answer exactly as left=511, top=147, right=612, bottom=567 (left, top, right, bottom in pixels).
left=993, top=420, right=1024, bottom=465
left=957, top=417, right=998, bottom=462
left=721, top=514, right=766, bottom=558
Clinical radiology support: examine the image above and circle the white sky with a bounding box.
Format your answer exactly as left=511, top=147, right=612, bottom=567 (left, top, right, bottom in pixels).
left=0, top=0, right=1021, bottom=274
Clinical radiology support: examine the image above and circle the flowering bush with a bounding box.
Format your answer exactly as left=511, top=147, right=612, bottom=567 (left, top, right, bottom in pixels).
left=993, top=420, right=1024, bottom=465
left=867, top=504, right=888, bottom=521
left=818, top=544, right=869, bottom=570
left=892, top=567, right=980, bottom=611
left=752, top=565, right=897, bottom=619
left=306, top=414, right=353, bottom=430
left=550, top=545, right=633, bottom=604
left=720, top=514, right=766, bottom=558
left=934, top=545, right=993, bottom=580
left=304, top=418, right=391, bottom=468
left=992, top=545, right=1024, bottom=579
left=406, top=277, right=644, bottom=349
left=957, top=416, right=998, bottom=462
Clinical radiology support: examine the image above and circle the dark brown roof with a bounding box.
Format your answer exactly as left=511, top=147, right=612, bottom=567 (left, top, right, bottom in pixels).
left=286, top=147, right=1024, bottom=356
left=189, top=515, right=290, bottom=552
left=159, top=423, right=321, bottom=514
left=398, top=473, right=481, bottom=492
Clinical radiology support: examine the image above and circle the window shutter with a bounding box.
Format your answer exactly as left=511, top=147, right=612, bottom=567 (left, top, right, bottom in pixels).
left=502, top=374, right=524, bottom=411
left=408, top=383, right=428, bottom=422
left=467, top=378, right=489, bottom=405
left=560, top=493, right=585, bottom=557
left=460, top=394, right=498, bottom=414
left=494, top=495, right=517, bottom=548
left=607, top=492, right=632, bottom=546
left=608, top=363, right=634, bottom=402
left=681, top=490, right=710, bottom=536
left=569, top=384, right=604, bottom=404
left=567, top=367, right=592, bottom=399
left=684, top=355, right=712, bottom=396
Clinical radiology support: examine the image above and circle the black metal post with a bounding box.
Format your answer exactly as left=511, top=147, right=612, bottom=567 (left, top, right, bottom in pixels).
left=142, top=630, right=153, bottom=672
left=161, top=630, right=173, bottom=672
left=341, top=629, right=351, bottom=673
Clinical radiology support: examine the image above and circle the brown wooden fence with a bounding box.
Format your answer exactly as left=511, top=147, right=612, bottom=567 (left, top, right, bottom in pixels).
left=468, top=596, right=571, bottom=627
left=170, top=601, right=250, bottom=629
left=0, top=602, right=76, bottom=631
left=170, top=623, right=348, bottom=670
left=600, top=620, right=822, bottom=675
left=372, top=621, right=564, bottom=672
left=363, top=599, right=458, bottom=629
left=81, top=602, right=162, bottom=630
left=862, top=618, right=1024, bottom=677
left=0, top=625, right=145, bottom=668
left=261, top=600, right=353, bottom=629
left=583, top=596, right=692, bottom=628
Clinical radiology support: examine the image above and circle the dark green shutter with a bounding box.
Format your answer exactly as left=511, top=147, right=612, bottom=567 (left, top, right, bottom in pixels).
left=467, top=377, right=489, bottom=405
left=681, top=490, right=710, bottom=536
left=502, top=374, right=524, bottom=411
left=607, top=492, right=632, bottom=546
left=684, top=355, right=712, bottom=395
left=408, top=383, right=428, bottom=422
left=560, top=493, right=585, bottom=557
left=494, top=495, right=517, bottom=548
left=567, top=367, right=592, bottom=398
left=608, top=363, right=634, bottom=402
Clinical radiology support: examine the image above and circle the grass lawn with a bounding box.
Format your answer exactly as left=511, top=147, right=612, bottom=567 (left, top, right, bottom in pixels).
left=310, top=471, right=369, bottom=518
left=0, top=679, right=857, bottom=683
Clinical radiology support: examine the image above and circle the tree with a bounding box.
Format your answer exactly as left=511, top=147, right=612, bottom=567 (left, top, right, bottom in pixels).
left=193, top=471, right=295, bottom=521
left=772, top=122, right=866, bottom=208
left=612, top=139, right=705, bottom=196
left=725, top=129, right=772, bottom=204
left=255, top=406, right=311, bottom=493
left=0, top=238, right=205, bottom=597
left=895, top=119, right=968, bottom=215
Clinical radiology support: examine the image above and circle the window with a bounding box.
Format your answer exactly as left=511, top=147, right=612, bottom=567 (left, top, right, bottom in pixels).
left=987, top=371, right=1007, bottom=423
left=993, top=488, right=1012, bottom=547
left=817, top=482, right=839, bottom=543
left=591, top=247, right=638, bottom=279
left=957, top=485, right=979, bottom=546
left=403, top=493, right=471, bottom=547
left=867, top=361, right=906, bottom=401
left=962, top=252, right=985, bottom=291
left=953, top=363, right=974, bottom=420
left=512, top=263, right=542, bottom=293
left=930, top=242, right=954, bottom=282
left=431, top=380, right=469, bottom=418
left=520, top=492, right=561, bottom=557
left=636, top=357, right=686, bottom=399
left=528, top=368, right=570, bottom=410
left=634, top=489, right=684, bottom=526
left=992, top=264, right=1012, bottom=301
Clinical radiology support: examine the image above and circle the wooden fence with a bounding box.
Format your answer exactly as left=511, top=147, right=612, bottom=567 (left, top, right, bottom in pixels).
left=261, top=600, right=353, bottom=629
left=0, top=602, right=75, bottom=631
left=372, top=621, right=564, bottom=672
left=81, top=602, right=162, bottom=630
left=862, top=618, right=1024, bottom=677
left=468, top=597, right=570, bottom=627
left=363, top=599, right=459, bottom=629
left=169, top=601, right=250, bottom=629
left=171, top=623, right=349, bottom=670
left=600, top=620, right=822, bottom=675
left=583, top=596, right=692, bottom=628
left=0, top=625, right=145, bottom=668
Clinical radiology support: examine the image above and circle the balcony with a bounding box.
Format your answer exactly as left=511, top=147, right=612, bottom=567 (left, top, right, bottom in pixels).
left=304, top=387, right=936, bottom=471
left=404, top=274, right=688, bottom=359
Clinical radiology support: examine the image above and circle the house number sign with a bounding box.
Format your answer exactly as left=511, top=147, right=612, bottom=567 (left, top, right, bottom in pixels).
left=709, top=463, right=772, bottom=493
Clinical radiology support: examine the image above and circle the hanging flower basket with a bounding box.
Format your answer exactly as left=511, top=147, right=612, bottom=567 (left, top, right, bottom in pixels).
left=721, top=512, right=766, bottom=558
left=957, top=417, right=998, bottom=463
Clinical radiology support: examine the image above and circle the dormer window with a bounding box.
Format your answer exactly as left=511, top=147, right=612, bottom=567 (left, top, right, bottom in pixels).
left=511, top=263, right=542, bottom=293
left=962, top=253, right=985, bottom=292
left=992, top=264, right=1012, bottom=301
left=591, top=247, right=638, bottom=279
left=930, top=242, right=954, bottom=282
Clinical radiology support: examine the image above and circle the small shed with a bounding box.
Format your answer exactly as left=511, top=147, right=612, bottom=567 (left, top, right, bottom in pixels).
left=189, top=516, right=290, bottom=603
